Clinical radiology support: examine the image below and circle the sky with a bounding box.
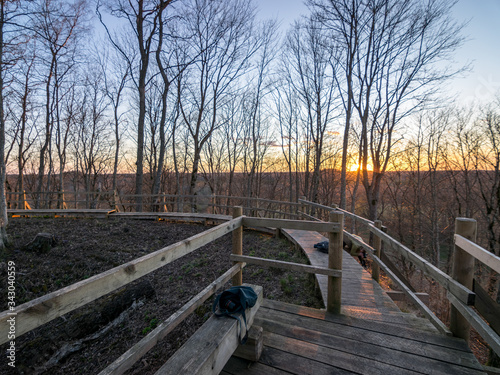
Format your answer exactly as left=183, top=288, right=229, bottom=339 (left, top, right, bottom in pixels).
left=256, top=0, right=500, bottom=107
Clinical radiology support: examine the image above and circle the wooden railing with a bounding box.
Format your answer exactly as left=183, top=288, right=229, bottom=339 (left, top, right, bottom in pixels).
left=5, top=191, right=301, bottom=219
left=0, top=208, right=343, bottom=375
left=299, top=198, right=500, bottom=357
left=4, top=195, right=500, bottom=367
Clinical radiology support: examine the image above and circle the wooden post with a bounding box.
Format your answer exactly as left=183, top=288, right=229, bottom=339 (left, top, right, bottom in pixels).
left=327, top=211, right=343, bottom=314
left=372, top=220, right=382, bottom=282
left=233, top=325, right=263, bottom=362
left=23, top=190, right=31, bottom=210
left=113, top=189, right=121, bottom=212
left=161, top=193, right=168, bottom=213
left=299, top=195, right=306, bottom=217
left=232, top=206, right=243, bottom=286
left=450, top=217, right=477, bottom=342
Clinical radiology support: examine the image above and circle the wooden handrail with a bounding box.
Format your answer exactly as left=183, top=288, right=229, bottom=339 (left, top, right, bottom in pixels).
left=448, top=292, right=500, bottom=357
left=369, top=223, right=475, bottom=305
left=455, top=234, right=500, bottom=274
left=242, top=217, right=340, bottom=233
left=298, top=198, right=374, bottom=226
left=230, top=254, right=342, bottom=278
left=0, top=217, right=243, bottom=344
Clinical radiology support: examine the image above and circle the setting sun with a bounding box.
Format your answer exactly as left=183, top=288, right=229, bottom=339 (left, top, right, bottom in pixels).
left=349, top=164, right=373, bottom=172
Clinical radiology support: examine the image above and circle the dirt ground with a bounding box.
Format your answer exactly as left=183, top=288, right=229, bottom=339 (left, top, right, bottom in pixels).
left=0, top=216, right=323, bottom=374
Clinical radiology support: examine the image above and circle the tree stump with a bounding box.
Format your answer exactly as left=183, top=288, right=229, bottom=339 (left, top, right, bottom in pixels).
left=23, top=233, right=58, bottom=254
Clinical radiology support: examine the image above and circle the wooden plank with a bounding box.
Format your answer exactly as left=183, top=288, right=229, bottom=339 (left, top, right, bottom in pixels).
left=262, top=330, right=422, bottom=375
left=386, top=291, right=429, bottom=305
left=298, top=211, right=322, bottom=221
left=256, top=346, right=355, bottom=375
left=369, top=224, right=475, bottom=306
left=229, top=254, right=341, bottom=278
left=256, top=314, right=484, bottom=375
left=372, top=220, right=382, bottom=282
left=448, top=292, right=500, bottom=357
left=261, top=299, right=471, bottom=351
left=483, top=365, right=500, bottom=375
left=0, top=217, right=243, bottom=344
left=380, top=251, right=417, bottom=292
left=242, top=217, right=339, bottom=233
left=255, top=306, right=481, bottom=369
left=99, top=263, right=245, bottom=375
left=455, top=234, right=500, bottom=274
left=299, top=199, right=376, bottom=227
left=155, top=284, right=263, bottom=375
left=215, top=195, right=301, bottom=207
left=473, top=279, right=500, bottom=335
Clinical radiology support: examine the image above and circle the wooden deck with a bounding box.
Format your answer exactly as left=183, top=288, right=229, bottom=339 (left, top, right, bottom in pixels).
left=222, top=299, right=486, bottom=375
left=221, top=228, right=486, bottom=375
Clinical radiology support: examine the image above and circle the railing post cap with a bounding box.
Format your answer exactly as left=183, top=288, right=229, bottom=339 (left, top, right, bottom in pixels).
left=455, top=217, right=476, bottom=223
left=329, top=210, right=343, bottom=221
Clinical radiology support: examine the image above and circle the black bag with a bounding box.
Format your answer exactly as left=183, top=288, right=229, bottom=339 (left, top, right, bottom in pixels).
left=212, top=286, right=258, bottom=344
left=314, top=240, right=329, bottom=253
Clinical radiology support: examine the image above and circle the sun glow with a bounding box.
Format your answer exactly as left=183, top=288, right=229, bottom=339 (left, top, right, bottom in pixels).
left=349, top=164, right=373, bottom=172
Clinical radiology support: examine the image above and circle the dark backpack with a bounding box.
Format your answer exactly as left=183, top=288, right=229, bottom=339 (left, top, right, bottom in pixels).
left=314, top=240, right=329, bottom=253
left=212, top=286, right=258, bottom=344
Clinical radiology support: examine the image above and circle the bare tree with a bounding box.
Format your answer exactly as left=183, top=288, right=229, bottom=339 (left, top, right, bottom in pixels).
left=177, top=0, right=260, bottom=200
left=309, top=0, right=359, bottom=209
left=97, top=42, right=130, bottom=197
left=73, top=72, right=112, bottom=208
left=475, top=105, right=500, bottom=258
left=273, top=75, right=301, bottom=204
left=0, top=0, right=28, bottom=247
left=29, top=0, right=86, bottom=208
left=284, top=17, right=338, bottom=203
left=243, top=20, right=278, bottom=203
left=97, top=0, right=174, bottom=211
left=8, top=40, right=39, bottom=209
left=310, top=0, right=464, bottom=220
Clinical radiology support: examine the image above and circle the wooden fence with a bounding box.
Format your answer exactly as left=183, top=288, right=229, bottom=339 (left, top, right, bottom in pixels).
left=299, top=198, right=500, bottom=357
left=3, top=195, right=500, bottom=370
left=0, top=208, right=342, bottom=375
left=5, top=191, right=301, bottom=219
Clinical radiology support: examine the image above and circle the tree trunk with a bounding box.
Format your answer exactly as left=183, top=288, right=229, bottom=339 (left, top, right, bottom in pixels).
left=0, top=3, right=8, bottom=249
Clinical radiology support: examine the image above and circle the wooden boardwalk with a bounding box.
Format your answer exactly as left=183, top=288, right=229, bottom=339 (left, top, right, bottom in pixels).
left=282, top=229, right=437, bottom=330
left=222, top=299, right=486, bottom=375
left=221, top=228, right=486, bottom=375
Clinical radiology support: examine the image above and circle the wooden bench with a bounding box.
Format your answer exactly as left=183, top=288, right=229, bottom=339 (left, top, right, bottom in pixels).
left=155, top=284, right=263, bottom=375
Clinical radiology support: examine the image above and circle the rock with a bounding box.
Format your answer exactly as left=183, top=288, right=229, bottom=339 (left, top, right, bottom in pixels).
left=23, top=233, right=58, bottom=254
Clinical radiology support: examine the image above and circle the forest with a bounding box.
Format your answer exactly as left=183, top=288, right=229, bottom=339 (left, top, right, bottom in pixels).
left=0, top=0, right=499, bottom=293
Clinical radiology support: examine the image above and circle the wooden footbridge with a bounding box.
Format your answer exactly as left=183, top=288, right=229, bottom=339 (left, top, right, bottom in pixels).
left=1, top=198, right=500, bottom=375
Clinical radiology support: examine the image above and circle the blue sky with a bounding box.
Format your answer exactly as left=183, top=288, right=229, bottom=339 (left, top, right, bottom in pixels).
left=452, top=0, right=500, bottom=105
left=256, top=0, right=500, bottom=106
